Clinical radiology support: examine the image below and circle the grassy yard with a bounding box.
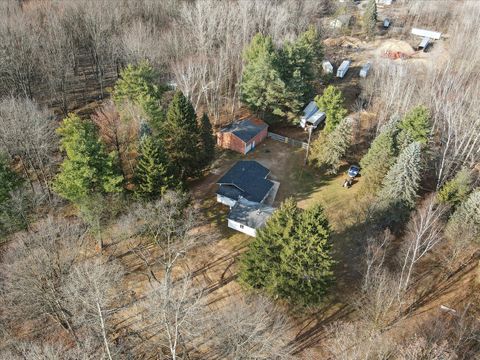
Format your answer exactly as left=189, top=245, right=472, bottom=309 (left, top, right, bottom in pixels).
left=191, top=137, right=368, bottom=293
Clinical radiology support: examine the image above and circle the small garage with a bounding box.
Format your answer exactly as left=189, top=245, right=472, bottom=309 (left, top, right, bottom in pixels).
left=217, top=118, right=268, bottom=154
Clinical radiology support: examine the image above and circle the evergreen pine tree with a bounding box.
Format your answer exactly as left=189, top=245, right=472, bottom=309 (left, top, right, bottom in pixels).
left=363, top=0, right=378, bottom=36
left=162, top=91, right=200, bottom=180
left=397, top=105, right=431, bottom=148
left=198, top=113, right=215, bottom=167
left=309, top=117, right=352, bottom=174
left=275, top=203, right=334, bottom=305
left=240, top=199, right=299, bottom=290
left=113, top=61, right=165, bottom=130
left=437, top=167, right=473, bottom=207
left=53, top=114, right=123, bottom=204
left=0, top=154, right=29, bottom=236
left=0, top=155, right=22, bottom=204
left=378, top=141, right=422, bottom=208
left=240, top=34, right=287, bottom=115
left=279, top=26, right=324, bottom=116
left=135, top=135, right=172, bottom=199
left=360, top=126, right=398, bottom=193
left=240, top=199, right=334, bottom=306
left=315, top=86, right=348, bottom=133
left=446, top=189, right=480, bottom=243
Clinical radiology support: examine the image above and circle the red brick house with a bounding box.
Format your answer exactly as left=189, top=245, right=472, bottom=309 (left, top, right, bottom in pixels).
left=217, top=118, right=268, bottom=154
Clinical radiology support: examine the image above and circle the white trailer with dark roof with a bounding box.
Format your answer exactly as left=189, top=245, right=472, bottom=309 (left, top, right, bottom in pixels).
left=336, top=60, right=350, bottom=78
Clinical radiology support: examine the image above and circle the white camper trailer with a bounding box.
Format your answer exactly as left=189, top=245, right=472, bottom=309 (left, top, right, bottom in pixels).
left=359, top=63, right=372, bottom=78
left=322, top=60, right=334, bottom=74
left=336, top=60, right=350, bottom=78
left=300, top=101, right=326, bottom=129
left=411, top=28, right=441, bottom=40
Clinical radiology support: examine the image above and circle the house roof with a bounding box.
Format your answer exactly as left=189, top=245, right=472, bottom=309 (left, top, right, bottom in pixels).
left=216, top=161, right=273, bottom=203
left=220, top=118, right=268, bottom=143
left=228, top=198, right=275, bottom=229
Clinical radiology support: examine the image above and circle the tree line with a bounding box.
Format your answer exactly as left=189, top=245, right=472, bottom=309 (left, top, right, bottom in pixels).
left=0, top=0, right=330, bottom=119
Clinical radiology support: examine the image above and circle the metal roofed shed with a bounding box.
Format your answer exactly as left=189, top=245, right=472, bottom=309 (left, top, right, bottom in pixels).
left=227, top=198, right=275, bottom=237
left=383, top=18, right=391, bottom=29
left=216, top=160, right=274, bottom=207
left=411, top=28, right=441, bottom=40
left=322, top=60, right=333, bottom=74
left=359, top=62, right=372, bottom=78
left=336, top=60, right=351, bottom=78
left=299, top=101, right=326, bottom=129
left=418, top=37, right=430, bottom=51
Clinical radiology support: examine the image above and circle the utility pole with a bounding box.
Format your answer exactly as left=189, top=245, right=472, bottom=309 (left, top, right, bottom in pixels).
left=304, top=125, right=313, bottom=165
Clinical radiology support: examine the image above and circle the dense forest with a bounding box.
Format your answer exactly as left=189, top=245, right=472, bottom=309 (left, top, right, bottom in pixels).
left=1, top=0, right=480, bottom=359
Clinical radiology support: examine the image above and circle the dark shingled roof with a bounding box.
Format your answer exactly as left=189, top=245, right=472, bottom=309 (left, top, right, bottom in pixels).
left=228, top=198, right=275, bottom=229
left=216, top=161, right=273, bottom=203
left=220, top=118, right=268, bottom=143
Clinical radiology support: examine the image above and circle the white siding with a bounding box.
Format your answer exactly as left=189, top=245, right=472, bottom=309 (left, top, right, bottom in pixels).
left=217, top=194, right=237, bottom=208
left=227, top=219, right=257, bottom=237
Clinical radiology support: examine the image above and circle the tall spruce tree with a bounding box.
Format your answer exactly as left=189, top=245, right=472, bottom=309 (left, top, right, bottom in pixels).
left=360, top=126, right=398, bottom=193
left=113, top=61, right=165, bottom=130
left=309, top=117, right=352, bottom=174
left=53, top=114, right=123, bottom=205
left=397, top=105, right=431, bottom=148
left=378, top=141, right=422, bottom=208
left=241, top=34, right=285, bottom=114
left=315, top=86, right=348, bottom=133
left=199, top=113, right=215, bottom=168
left=279, top=26, right=324, bottom=116
left=240, top=199, right=299, bottom=290
left=446, top=189, right=480, bottom=243
left=437, top=167, right=473, bottom=207
left=240, top=199, right=334, bottom=305
left=0, top=154, right=29, bottom=236
left=162, top=91, right=200, bottom=180
left=275, top=203, right=334, bottom=305
left=363, top=0, right=378, bottom=36
left=135, top=135, right=172, bottom=199
left=0, top=155, right=22, bottom=204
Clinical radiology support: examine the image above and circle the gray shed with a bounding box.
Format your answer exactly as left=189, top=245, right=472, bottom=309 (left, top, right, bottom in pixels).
left=359, top=63, right=372, bottom=78
left=418, top=37, right=430, bottom=51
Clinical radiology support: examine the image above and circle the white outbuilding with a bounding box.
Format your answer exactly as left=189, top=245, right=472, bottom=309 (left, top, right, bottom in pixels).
left=336, top=60, right=351, bottom=78
left=359, top=62, right=372, bottom=78
left=322, top=60, right=334, bottom=74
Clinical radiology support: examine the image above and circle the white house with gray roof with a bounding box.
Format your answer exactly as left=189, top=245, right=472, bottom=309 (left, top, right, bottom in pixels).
left=227, top=198, right=276, bottom=237
left=216, top=160, right=278, bottom=236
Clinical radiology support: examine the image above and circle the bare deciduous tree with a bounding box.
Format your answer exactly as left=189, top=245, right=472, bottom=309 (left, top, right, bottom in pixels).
left=397, top=195, right=447, bottom=295
left=0, top=97, right=57, bottom=199
left=206, top=296, right=293, bottom=360
left=0, top=216, right=124, bottom=357
left=139, top=274, right=206, bottom=360
left=127, top=191, right=205, bottom=283
left=327, top=320, right=394, bottom=360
